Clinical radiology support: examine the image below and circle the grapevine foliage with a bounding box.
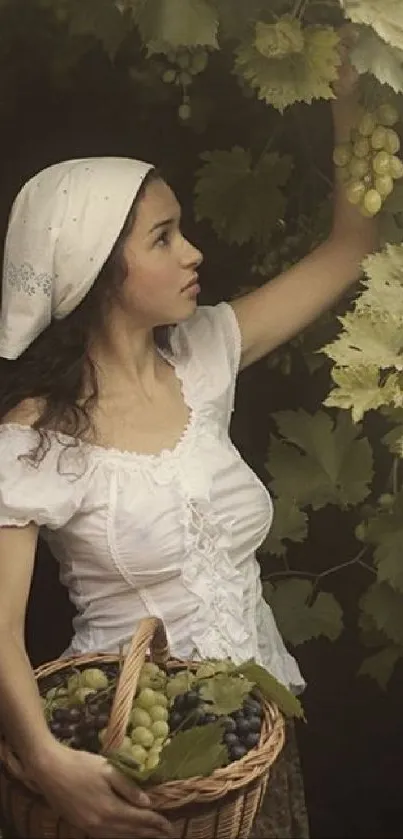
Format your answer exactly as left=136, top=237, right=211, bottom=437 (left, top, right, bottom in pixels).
left=2, top=0, right=403, bottom=689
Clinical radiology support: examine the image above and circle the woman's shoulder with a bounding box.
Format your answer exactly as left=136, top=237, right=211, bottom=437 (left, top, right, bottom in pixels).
left=0, top=397, right=45, bottom=428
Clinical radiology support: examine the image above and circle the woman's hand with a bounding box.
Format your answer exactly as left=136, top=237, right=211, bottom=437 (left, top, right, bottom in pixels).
left=33, top=744, right=174, bottom=839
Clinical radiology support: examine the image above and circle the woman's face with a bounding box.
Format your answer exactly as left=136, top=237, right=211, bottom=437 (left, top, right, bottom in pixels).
left=120, top=178, right=203, bottom=328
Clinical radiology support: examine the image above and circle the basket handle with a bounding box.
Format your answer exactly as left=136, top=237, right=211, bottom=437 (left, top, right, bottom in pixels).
left=101, top=617, right=169, bottom=754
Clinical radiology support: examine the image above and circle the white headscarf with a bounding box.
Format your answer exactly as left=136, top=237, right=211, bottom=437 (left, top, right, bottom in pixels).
left=0, top=156, right=154, bottom=360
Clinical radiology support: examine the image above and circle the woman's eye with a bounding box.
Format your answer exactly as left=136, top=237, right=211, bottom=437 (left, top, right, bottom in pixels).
left=156, top=229, right=170, bottom=247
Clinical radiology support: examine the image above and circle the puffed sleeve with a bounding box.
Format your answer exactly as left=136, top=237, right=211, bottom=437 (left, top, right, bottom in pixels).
left=0, top=424, right=91, bottom=529
left=171, top=302, right=242, bottom=425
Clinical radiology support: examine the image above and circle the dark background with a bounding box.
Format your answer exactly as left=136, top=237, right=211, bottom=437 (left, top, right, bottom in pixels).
left=1, top=8, right=402, bottom=837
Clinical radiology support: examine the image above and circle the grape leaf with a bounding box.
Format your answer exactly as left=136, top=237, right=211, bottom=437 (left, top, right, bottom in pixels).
left=323, top=309, right=403, bottom=371
left=357, top=243, right=403, bottom=317
left=133, top=0, right=219, bottom=52
left=235, top=659, right=304, bottom=720
left=264, top=578, right=343, bottom=645
left=358, top=646, right=403, bottom=689
left=194, top=147, right=293, bottom=247
left=325, top=365, right=399, bottom=422
left=359, top=581, right=403, bottom=645
left=153, top=721, right=228, bottom=782
left=365, top=494, right=403, bottom=592
left=262, top=497, right=308, bottom=557
left=199, top=673, right=254, bottom=715
left=341, top=1, right=403, bottom=52
left=234, top=24, right=341, bottom=112
left=350, top=24, right=403, bottom=92
left=66, top=0, right=127, bottom=58
left=255, top=16, right=305, bottom=60
left=266, top=409, right=373, bottom=510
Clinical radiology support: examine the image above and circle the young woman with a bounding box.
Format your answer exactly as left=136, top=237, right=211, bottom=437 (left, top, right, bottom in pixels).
left=0, top=72, right=376, bottom=839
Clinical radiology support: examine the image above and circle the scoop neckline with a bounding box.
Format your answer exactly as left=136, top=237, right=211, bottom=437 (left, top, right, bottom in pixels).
left=2, top=352, right=198, bottom=463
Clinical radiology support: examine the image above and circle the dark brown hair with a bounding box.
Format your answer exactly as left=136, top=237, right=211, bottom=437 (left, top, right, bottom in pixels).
left=0, top=167, right=169, bottom=465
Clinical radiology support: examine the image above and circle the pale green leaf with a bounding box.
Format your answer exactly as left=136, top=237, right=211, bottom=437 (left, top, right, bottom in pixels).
left=194, top=147, right=293, bottom=247
left=351, top=25, right=403, bottom=93
left=199, top=674, right=254, bottom=715
left=263, top=497, right=308, bottom=557
left=265, top=578, right=343, bottom=645
left=359, top=581, right=403, bottom=645
left=266, top=409, right=373, bottom=510
left=341, top=1, right=403, bottom=52
left=235, top=660, right=305, bottom=719
left=358, top=646, right=403, bottom=689
left=325, top=365, right=399, bottom=422
left=255, top=16, right=305, bottom=60
left=323, top=309, right=403, bottom=371
left=134, top=0, right=219, bottom=51
left=154, top=721, right=228, bottom=782
left=357, top=243, right=403, bottom=316
left=234, top=24, right=341, bottom=112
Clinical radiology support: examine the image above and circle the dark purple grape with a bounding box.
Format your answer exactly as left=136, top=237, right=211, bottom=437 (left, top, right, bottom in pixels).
left=49, top=720, right=63, bottom=736
left=236, top=718, right=251, bottom=737
left=244, top=698, right=262, bottom=717
left=221, top=716, right=237, bottom=733
left=59, top=722, right=79, bottom=739
left=52, top=707, right=74, bottom=722
left=244, top=732, right=260, bottom=749
left=248, top=715, right=261, bottom=733
left=169, top=711, right=183, bottom=730
left=93, top=713, right=110, bottom=730
left=203, top=713, right=217, bottom=724
left=68, top=707, right=82, bottom=722
left=69, top=735, right=82, bottom=749
left=232, top=710, right=244, bottom=723
left=185, top=690, right=200, bottom=709
left=230, top=744, right=247, bottom=761
left=224, top=732, right=239, bottom=748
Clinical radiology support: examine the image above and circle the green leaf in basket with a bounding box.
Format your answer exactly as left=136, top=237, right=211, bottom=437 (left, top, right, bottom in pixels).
left=153, top=721, right=228, bottom=782
left=199, top=673, right=254, bottom=715
left=235, top=661, right=305, bottom=720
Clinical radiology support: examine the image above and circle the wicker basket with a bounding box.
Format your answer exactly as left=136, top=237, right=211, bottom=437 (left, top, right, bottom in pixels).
left=0, top=617, right=285, bottom=839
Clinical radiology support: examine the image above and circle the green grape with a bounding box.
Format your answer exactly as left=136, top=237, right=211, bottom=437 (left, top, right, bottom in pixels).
left=178, top=71, right=192, bottom=86
left=358, top=112, right=377, bottom=137
left=376, top=103, right=399, bottom=127
left=130, top=707, right=152, bottom=728
left=345, top=180, right=365, bottom=205
left=363, top=189, right=382, bottom=215
left=150, top=720, right=169, bottom=740
left=349, top=157, right=369, bottom=178
left=72, top=687, right=96, bottom=704
left=375, top=174, right=394, bottom=198
left=353, top=137, right=370, bottom=159
left=178, top=103, right=191, bottom=121
left=162, top=69, right=176, bottom=84
left=136, top=688, right=158, bottom=709
left=384, top=129, right=400, bottom=155
left=389, top=155, right=403, bottom=179
left=372, top=151, right=391, bottom=176
left=145, top=751, right=160, bottom=770
left=379, top=492, right=394, bottom=508
left=67, top=673, right=81, bottom=694
left=80, top=668, right=109, bottom=690
left=355, top=522, right=367, bottom=542
left=117, top=736, right=133, bottom=755
left=149, top=705, right=168, bottom=723
left=370, top=126, right=387, bottom=150
left=130, top=744, right=148, bottom=764
left=191, top=50, right=208, bottom=74
left=177, top=51, right=190, bottom=69
left=151, top=739, right=165, bottom=751
left=333, top=144, right=352, bottom=167
left=141, top=662, right=162, bottom=677
left=131, top=726, right=155, bottom=748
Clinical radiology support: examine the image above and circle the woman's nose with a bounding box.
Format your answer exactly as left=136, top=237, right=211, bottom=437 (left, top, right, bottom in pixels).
left=183, top=238, right=203, bottom=269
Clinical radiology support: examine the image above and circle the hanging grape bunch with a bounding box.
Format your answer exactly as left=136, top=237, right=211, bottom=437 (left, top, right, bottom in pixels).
left=40, top=656, right=301, bottom=782
left=161, top=47, right=209, bottom=121
left=333, top=103, right=403, bottom=217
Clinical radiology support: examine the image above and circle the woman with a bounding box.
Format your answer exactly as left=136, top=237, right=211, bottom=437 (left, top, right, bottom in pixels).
left=0, top=74, right=376, bottom=838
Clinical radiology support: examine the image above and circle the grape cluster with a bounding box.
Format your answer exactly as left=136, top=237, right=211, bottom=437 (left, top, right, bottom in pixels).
left=169, top=689, right=263, bottom=762
left=45, top=666, right=117, bottom=753
left=161, top=47, right=209, bottom=121
left=333, top=103, right=403, bottom=217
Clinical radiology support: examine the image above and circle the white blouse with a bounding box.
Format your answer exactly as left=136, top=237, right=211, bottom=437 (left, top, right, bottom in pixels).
left=0, top=303, right=304, bottom=691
